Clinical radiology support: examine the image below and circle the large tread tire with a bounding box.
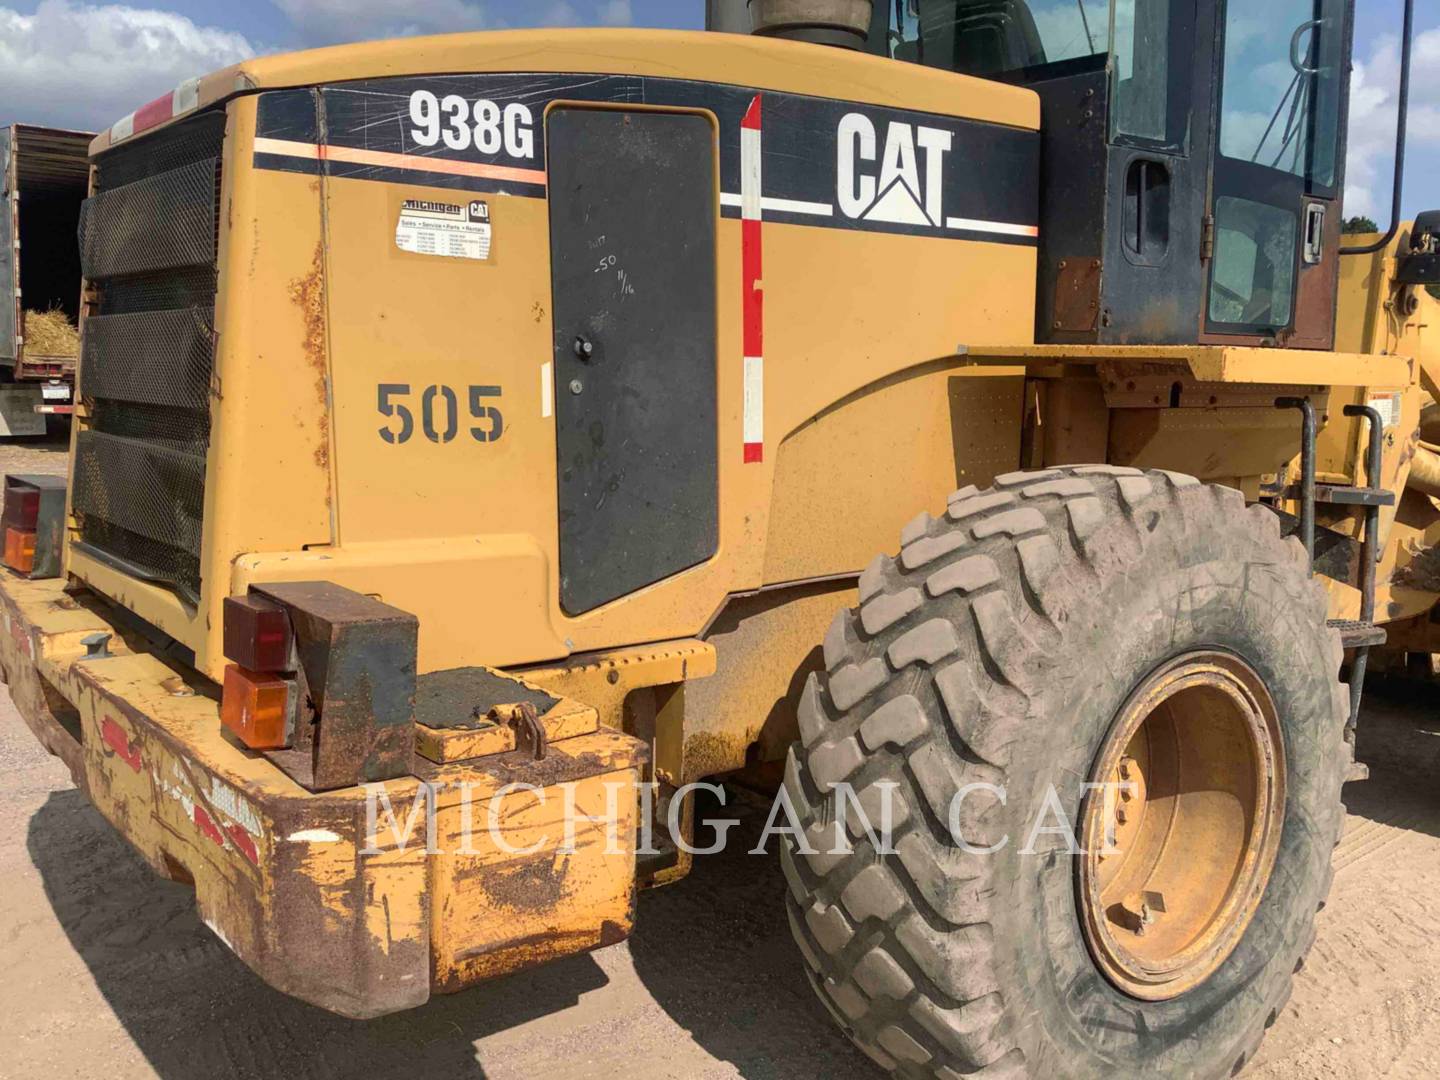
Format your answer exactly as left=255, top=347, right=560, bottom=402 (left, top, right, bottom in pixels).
left=783, top=466, right=1348, bottom=1079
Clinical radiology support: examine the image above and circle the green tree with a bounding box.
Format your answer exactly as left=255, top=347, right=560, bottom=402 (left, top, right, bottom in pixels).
left=1344, top=215, right=1381, bottom=234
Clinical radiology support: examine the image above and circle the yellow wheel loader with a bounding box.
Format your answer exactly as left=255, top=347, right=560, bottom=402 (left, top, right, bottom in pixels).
left=1, top=0, right=1437, bottom=1076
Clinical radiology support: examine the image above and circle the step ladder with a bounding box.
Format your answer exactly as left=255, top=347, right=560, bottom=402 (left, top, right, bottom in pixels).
left=1276, top=398, right=1392, bottom=732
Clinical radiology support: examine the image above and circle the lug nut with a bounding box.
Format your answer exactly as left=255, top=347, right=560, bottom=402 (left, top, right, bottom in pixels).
left=1114, top=890, right=1166, bottom=936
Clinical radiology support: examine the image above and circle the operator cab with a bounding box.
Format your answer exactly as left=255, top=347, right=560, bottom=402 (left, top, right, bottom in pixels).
left=864, top=0, right=1354, bottom=348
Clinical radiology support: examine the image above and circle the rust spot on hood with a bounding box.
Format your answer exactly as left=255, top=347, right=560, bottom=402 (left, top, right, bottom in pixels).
left=288, top=242, right=331, bottom=473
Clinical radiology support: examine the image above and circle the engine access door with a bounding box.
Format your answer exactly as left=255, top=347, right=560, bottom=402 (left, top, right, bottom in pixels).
left=548, top=108, right=718, bottom=616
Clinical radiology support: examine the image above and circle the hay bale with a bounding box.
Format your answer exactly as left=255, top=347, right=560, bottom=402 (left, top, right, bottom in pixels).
left=23, top=308, right=79, bottom=358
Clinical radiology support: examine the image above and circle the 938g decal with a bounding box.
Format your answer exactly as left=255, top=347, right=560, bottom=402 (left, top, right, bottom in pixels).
left=406, top=91, right=535, bottom=158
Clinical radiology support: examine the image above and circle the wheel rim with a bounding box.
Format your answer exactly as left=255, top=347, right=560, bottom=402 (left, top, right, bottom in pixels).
left=1078, top=651, right=1286, bottom=1001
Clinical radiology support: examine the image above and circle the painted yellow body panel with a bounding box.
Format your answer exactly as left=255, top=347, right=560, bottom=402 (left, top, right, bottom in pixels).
left=71, top=34, right=1041, bottom=683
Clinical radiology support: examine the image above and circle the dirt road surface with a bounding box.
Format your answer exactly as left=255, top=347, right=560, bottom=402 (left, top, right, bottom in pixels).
left=1, top=434, right=1438, bottom=1079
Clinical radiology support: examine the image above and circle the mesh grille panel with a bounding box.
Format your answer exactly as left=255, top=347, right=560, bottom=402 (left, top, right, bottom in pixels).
left=75, top=110, right=223, bottom=605
left=96, top=111, right=227, bottom=188
left=73, top=431, right=205, bottom=595
left=79, top=158, right=219, bottom=280
left=81, top=309, right=214, bottom=410
left=90, top=400, right=210, bottom=449
left=73, top=520, right=201, bottom=604
left=96, top=267, right=215, bottom=316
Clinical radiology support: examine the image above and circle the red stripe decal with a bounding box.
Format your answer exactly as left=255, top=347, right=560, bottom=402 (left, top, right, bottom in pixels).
left=742, top=94, right=762, bottom=132
left=194, top=806, right=225, bottom=847
left=132, top=94, right=173, bottom=136
left=743, top=443, right=764, bottom=463
left=226, top=823, right=259, bottom=865
left=742, top=217, right=763, bottom=356
left=101, top=717, right=142, bottom=773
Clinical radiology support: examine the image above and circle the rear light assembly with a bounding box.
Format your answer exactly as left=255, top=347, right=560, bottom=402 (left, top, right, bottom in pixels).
left=221, top=593, right=299, bottom=751
left=1, top=474, right=66, bottom=578
left=222, top=582, right=418, bottom=791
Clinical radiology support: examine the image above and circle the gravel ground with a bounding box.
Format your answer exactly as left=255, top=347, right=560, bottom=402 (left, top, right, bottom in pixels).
left=0, top=429, right=69, bottom=480
left=0, top=431, right=1437, bottom=1079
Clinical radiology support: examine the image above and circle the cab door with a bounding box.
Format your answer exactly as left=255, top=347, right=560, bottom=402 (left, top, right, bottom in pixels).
left=1204, top=0, right=1351, bottom=347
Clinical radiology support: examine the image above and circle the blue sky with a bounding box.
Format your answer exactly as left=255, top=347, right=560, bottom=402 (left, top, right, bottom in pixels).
left=0, top=0, right=1433, bottom=219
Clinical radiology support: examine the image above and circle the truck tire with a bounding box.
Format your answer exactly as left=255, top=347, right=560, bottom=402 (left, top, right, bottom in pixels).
left=782, top=466, right=1348, bottom=1079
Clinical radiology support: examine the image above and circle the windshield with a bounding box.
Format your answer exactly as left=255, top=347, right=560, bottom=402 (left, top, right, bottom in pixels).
left=1216, top=0, right=1345, bottom=189
left=885, top=0, right=1109, bottom=77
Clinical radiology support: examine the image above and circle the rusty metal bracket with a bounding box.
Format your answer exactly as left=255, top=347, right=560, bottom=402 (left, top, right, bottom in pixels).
left=251, top=581, right=418, bottom=792
left=499, top=701, right=548, bottom=761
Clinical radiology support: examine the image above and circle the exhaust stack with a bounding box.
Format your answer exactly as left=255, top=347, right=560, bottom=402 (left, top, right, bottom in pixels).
left=747, top=0, right=873, bottom=49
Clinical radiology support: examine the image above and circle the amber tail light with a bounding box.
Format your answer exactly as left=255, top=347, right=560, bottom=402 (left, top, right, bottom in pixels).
left=220, top=594, right=299, bottom=750
left=221, top=664, right=294, bottom=750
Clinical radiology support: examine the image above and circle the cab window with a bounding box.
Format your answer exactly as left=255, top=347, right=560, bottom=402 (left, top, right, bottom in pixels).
left=1215, top=0, right=1346, bottom=190
left=885, top=0, right=1109, bottom=77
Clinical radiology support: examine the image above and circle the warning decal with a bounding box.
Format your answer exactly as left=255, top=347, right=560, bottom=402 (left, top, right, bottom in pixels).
left=1366, top=391, right=1403, bottom=430
left=396, top=198, right=491, bottom=260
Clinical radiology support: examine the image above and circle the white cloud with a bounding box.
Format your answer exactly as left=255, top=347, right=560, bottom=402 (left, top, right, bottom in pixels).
left=273, top=0, right=618, bottom=45
left=598, top=0, right=633, bottom=27
left=0, top=1, right=253, bottom=132
left=1346, top=26, right=1440, bottom=220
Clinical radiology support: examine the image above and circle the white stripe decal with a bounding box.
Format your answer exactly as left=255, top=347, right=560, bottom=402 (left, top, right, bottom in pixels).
left=743, top=356, right=764, bottom=446
left=287, top=829, right=341, bottom=843
left=740, top=128, right=762, bottom=222
left=721, top=192, right=834, bottom=217
left=763, top=196, right=833, bottom=217
left=110, top=113, right=135, bottom=143
left=944, top=216, right=1040, bottom=238
left=540, top=361, right=553, bottom=419
left=723, top=194, right=1029, bottom=234
left=173, top=77, right=201, bottom=117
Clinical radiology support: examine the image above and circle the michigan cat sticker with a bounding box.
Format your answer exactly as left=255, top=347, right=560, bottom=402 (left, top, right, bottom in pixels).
left=395, top=198, right=492, bottom=260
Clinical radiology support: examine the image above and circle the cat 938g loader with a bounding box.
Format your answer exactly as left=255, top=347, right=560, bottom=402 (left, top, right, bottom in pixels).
left=2, top=0, right=1439, bottom=1076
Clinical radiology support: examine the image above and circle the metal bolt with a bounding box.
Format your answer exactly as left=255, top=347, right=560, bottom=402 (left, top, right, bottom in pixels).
left=573, top=336, right=594, bottom=360
left=1119, top=756, right=1134, bottom=780
left=569, top=379, right=584, bottom=395
left=1116, top=804, right=1129, bottom=825
left=81, top=632, right=112, bottom=659
left=1115, top=890, right=1166, bottom=936
left=161, top=676, right=195, bottom=698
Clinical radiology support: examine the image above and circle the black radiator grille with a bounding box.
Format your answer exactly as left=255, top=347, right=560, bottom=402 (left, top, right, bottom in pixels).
left=75, top=111, right=225, bottom=605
